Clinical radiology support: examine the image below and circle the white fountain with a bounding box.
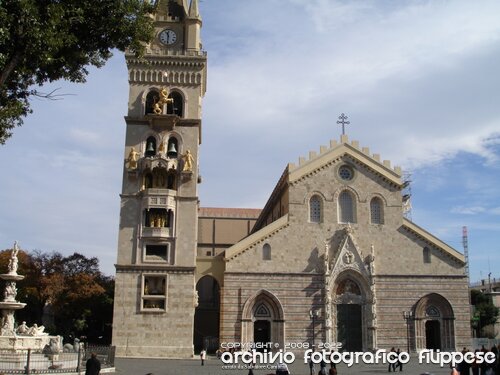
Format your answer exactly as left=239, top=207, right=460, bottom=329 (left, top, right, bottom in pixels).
left=1, top=242, right=65, bottom=371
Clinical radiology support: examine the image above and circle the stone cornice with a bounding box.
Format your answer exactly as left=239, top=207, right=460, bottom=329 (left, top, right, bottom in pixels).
left=225, top=214, right=289, bottom=261
left=402, top=218, right=465, bottom=264
left=115, top=264, right=195, bottom=273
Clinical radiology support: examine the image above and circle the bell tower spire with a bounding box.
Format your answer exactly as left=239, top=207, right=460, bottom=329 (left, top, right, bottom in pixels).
left=112, top=0, right=207, bottom=359
left=186, top=0, right=202, bottom=51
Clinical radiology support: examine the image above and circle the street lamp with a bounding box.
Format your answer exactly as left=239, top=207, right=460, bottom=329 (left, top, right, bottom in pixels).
left=403, top=311, right=413, bottom=353
left=309, top=309, right=319, bottom=375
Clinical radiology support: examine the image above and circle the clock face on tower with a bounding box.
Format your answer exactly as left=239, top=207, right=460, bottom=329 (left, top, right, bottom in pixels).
left=159, top=29, right=177, bottom=45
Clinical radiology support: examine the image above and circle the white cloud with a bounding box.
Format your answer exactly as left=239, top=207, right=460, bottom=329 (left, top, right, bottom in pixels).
left=451, top=206, right=486, bottom=215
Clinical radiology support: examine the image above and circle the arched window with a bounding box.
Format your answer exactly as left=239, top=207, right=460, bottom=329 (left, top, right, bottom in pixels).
left=309, top=195, right=322, bottom=223
left=145, top=90, right=160, bottom=115
left=167, top=91, right=183, bottom=117
left=370, top=197, right=384, bottom=224
left=145, top=136, right=156, bottom=157
left=338, top=190, right=355, bottom=223
left=423, top=247, right=431, bottom=263
left=167, top=137, right=178, bottom=158
left=263, top=243, right=271, bottom=260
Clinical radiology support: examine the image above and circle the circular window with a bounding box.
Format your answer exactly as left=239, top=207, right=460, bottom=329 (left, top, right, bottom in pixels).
left=338, top=165, right=354, bottom=181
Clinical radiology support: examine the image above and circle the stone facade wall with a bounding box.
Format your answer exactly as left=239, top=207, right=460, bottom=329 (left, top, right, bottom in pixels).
left=112, top=270, right=195, bottom=358
left=221, top=272, right=325, bottom=347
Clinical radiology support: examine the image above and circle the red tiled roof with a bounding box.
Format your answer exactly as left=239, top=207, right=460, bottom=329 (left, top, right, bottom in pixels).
left=199, top=207, right=262, bottom=219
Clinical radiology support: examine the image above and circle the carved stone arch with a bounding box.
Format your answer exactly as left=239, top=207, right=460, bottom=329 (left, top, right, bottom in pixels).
left=369, top=195, right=385, bottom=225
left=413, top=293, right=455, bottom=351
left=241, top=289, right=285, bottom=349
left=142, top=131, right=160, bottom=157
left=369, top=192, right=388, bottom=207
left=306, top=191, right=326, bottom=223
left=333, top=186, right=361, bottom=202
left=332, top=270, right=372, bottom=302
left=330, top=270, right=373, bottom=352
left=167, top=130, right=184, bottom=154
left=303, top=190, right=328, bottom=204
left=143, top=87, right=161, bottom=115
left=167, top=88, right=186, bottom=117
left=241, top=289, right=285, bottom=321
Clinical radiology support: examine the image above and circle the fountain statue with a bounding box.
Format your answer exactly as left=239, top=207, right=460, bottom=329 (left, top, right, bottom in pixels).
left=0, top=242, right=68, bottom=372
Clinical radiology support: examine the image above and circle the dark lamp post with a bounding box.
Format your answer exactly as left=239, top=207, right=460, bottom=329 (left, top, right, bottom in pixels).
left=309, top=309, right=319, bottom=375
left=403, top=311, right=413, bottom=353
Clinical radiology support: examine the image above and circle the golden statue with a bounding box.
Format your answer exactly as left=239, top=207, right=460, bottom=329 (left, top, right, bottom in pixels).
left=158, top=137, right=166, bottom=154
left=151, top=88, right=174, bottom=115
left=182, top=149, right=194, bottom=172
left=127, top=147, right=139, bottom=169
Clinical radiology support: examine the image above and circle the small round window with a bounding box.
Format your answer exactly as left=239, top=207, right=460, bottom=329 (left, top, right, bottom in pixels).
left=339, top=165, right=354, bottom=181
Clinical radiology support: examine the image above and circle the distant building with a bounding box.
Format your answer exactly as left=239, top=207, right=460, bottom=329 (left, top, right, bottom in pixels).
left=470, top=277, right=500, bottom=338
left=111, top=0, right=471, bottom=358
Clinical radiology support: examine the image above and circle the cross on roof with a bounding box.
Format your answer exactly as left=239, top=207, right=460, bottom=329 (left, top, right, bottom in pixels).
left=337, top=113, right=350, bottom=135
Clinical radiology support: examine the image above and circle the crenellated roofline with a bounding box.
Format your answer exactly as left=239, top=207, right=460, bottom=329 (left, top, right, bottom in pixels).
left=289, top=134, right=402, bottom=187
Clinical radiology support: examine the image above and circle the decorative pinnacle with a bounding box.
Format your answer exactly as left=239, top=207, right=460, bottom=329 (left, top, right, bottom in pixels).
left=337, top=113, right=350, bottom=135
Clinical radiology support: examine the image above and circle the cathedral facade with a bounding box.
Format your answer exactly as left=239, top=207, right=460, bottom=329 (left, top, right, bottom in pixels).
left=112, top=0, right=471, bottom=358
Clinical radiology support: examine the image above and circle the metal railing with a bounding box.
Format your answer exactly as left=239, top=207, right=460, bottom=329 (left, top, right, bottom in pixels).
left=0, top=345, right=115, bottom=374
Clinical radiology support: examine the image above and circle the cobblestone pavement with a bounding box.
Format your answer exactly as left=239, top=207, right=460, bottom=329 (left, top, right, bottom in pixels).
left=113, top=356, right=453, bottom=375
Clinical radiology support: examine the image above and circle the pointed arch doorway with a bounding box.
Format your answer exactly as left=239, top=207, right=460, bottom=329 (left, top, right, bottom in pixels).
left=241, top=290, right=285, bottom=349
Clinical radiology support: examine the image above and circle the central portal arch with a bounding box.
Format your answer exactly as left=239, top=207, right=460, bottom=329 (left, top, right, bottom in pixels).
left=241, top=290, right=285, bottom=349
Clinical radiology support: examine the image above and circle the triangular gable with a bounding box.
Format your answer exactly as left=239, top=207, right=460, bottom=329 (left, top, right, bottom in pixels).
left=288, top=135, right=402, bottom=187
left=225, top=214, right=289, bottom=261
left=329, top=226, right=371, bottom=281
left=402, top=218, right=465, bottom=264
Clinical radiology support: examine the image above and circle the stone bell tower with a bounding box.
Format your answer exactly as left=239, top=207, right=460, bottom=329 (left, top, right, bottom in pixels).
left=112, top=0, right=206, bottom=358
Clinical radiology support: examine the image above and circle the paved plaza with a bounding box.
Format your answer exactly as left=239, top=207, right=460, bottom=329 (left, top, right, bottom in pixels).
left=113, top=356, right=453, bottom=375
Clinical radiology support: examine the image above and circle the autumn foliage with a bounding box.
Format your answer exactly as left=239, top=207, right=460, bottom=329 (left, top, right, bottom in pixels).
left=0, top=248, right=113, bottom=343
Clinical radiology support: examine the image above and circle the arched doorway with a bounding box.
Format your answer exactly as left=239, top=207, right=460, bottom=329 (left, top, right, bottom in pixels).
left=425, top=320, right=441, bottom=350
left=241, top=290, right=285, bottom=349
left=414, top=293, right=455, bottom=351
left=335, top=279, right=363, bottom=351
left=193, top=276, right=220, bottom=353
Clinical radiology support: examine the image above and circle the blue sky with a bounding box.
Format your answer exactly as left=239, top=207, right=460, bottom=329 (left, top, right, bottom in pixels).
left=1, top=0, right=499, bottom=281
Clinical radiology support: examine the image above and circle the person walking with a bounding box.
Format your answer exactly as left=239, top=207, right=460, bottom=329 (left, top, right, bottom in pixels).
left=85, top=353, right=101, bottom=375
left=388, top=347, right=396, bottom=372
left=200, top=348, right=206, bottom=366
left=395, top=348, right=403, bottom=371
left=329, top=362, right=337, bottom=375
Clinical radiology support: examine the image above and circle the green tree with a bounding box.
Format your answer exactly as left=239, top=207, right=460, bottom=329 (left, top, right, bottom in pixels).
left=471, top=289, right=499, bottom=338
left=0, top=0, right=155, bottom=144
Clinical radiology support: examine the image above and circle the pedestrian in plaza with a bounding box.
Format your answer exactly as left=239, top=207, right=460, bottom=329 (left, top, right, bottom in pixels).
left=85, top=353, right=101, bottom=375
left=309, top=358, right=315, bottom=375
left=388, top=347, right=396, bottom=372
left=200, top=348, right=206, bottom=366
left=458, top=347, right=470, bottom=375
left=450, top=363, right=459, bottom=375
left=319, top=359, right=327, bottom=375
left=471, top=349, right=480, bottom=375
left=276, top=362, right=290, bottom=375
left=328, top=362, right=337, bottom=375
left=395, top=348, right=403, bottom=371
